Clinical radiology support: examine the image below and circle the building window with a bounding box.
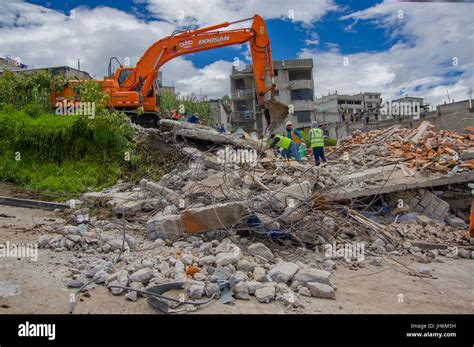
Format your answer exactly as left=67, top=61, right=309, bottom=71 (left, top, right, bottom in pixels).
left=291, top=89, right=313, bottom=101
left=337, top=99, right=345, bottom=105
left=274, top=90, right=279, bottom=96
left=234, top=78, right=245, bottom=89
left=288, top=69, right=312, bottom=81
left=354, top=100, right=361, bottom=105
left=294, top=111, right=311, bottom=123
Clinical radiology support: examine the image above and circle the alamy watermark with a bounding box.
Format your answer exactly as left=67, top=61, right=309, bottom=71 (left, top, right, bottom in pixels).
left=324, top=242, right=365, bottom=263
left=380, top=100, right=421, bottom=119
left=216, top=147, right=258, bottom=166
left=18, top=321, right=55, bottom=340
left=55, top=100, right=95, bottom=118
left=0, top=241, right=38, bottom=262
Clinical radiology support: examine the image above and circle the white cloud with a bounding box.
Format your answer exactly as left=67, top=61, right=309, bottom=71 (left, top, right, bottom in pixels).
left=0, top=1, right=174, bottom=78
left=141, top=0, right=337, bottom=27
left=163, top=60, right=233, bottom=99
left=0, top=1, right=237, bottom=98
left=1, top=0, right=471, bottom=106
left=305, top=32, right=320, bottom=46
left=304, top=0, right=474, bottom=106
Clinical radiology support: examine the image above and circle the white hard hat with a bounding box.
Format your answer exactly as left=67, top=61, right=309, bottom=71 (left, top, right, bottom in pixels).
left=286, top=121, right=293, bottom=126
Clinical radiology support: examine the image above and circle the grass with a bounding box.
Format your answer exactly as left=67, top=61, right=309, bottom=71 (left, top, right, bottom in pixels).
left=0, top=108, right=133, bottom=198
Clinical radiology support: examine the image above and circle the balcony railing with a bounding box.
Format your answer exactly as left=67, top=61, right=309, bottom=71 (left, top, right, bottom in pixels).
left=231, top=88, right=255, bottom=99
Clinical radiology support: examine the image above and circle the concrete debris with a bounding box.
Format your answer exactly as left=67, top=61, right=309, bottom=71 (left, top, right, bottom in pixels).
left=159, top=119, right=262, bottom=150
left=255, top=286, right=276, bottom=303
left=307, top=282, right=336, bottom=299
left=268, top=261, right=299, bottom=283
left=247, top=243, right=274, bottom=261
left=40, top=120, right=473, bottom=313
left=293, top=268, right=331, bottom=286
left=446, top=216, right=467, bottom=229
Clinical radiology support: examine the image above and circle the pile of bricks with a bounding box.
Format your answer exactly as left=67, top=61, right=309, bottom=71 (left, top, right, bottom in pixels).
left=386, top=189, right=450, bottom=221
left=346, top=121, right=474, bottom=173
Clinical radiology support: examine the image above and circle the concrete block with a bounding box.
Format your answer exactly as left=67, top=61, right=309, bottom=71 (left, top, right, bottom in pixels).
left=419, top=190, right=434, bottom=208
left=293, top=268, right=331, bottom=286
left=307, top=282, right=335, bottom=299
left=181, top=202, right=250, bottom=234
left=268, top=261, right=299, bottom=283
left=146, top=214, right=183, bottom=240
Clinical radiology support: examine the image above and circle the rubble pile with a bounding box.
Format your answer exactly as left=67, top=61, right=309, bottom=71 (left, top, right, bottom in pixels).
left=35, top=120, right=473, bottom=313
left=340, top=121, right=474, bottom=173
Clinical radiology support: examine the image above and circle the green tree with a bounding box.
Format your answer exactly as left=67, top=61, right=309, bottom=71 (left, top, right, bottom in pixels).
left=158, top=90, right=212, bottom=125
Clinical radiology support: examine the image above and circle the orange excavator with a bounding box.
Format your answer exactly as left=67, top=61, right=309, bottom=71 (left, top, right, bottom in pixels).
left=52, top=15, right=288, bottom=130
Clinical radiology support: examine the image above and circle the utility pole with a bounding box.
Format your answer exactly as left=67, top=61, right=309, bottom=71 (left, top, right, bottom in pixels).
left=469, top=87, right=472, bottom=109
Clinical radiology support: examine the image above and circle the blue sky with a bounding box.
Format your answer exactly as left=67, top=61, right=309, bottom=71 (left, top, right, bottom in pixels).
left=29, top=0, right=392, bottom=68
left=1, top=0, right=473, bottom=105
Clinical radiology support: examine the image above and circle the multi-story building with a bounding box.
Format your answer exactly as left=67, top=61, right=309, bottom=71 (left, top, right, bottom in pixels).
left=209, top=99, right=230, bottom=128
left=389, top=96, right=425, bottom=118
left=15, top=66, right=92, bottom=80
left=0, top=55, right=29, bottom=72
left=230, top=58, right=314, bottom=132
left=158, top=71, right=176, bottom=94
left=314, top=91, right=382, bottom=123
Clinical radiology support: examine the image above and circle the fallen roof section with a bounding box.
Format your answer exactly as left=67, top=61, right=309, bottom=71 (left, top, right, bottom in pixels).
left=323, top=167, right=474, bottom=201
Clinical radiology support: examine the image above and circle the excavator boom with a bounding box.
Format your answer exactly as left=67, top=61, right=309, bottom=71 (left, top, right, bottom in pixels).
left=53, top=15, right=288, bottom=131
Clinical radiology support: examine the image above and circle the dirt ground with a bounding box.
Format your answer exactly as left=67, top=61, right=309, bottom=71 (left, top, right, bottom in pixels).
left=0, top=204, right=473, bottom=314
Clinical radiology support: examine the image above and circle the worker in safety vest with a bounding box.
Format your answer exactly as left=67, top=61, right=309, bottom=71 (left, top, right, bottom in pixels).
left=308, top=121, right=327, bottom=166
left=269, top=133, right=301, bottom=162
left=187, top=112, right=200, bottom=124
left=171, top=109, right=181, bottom=120
left=283, top=121, right=303, bottom=145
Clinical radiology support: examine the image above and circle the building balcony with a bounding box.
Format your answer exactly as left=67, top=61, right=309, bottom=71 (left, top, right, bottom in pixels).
left=288, top=79, right=313, bottom=90
left=231, top=110, right=256, bottom=122
left=231, top=88, right=255, bottom=99
left=289, top=99, right=315, bottom=111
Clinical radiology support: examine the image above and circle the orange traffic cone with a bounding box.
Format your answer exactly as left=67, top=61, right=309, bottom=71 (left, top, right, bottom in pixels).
left=470, top=200, right=474, bottom=238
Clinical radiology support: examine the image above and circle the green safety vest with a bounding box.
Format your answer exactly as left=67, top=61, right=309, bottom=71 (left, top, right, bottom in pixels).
left=309, top=128, right=324, bottom=148
left=275, top=135, right=292, bottom=149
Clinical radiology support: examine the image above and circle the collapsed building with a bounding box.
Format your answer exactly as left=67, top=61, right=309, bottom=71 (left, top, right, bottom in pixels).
left=35, top=119, right=474, bottom=313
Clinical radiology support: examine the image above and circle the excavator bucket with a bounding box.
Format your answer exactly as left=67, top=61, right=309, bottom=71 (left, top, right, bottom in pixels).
left=264, top=98, right=289, bottom=135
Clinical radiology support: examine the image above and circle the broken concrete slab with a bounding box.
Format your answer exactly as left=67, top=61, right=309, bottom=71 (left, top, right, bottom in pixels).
left=268, top=261, right=299, bottom=283
left=140, top=179, right=182, bottom=206
left=338, top=164, right=398, bottom=185
left=182, top=172, right=241, bottom=200
left=160, top=119, right=262, bottom=151
left=293, top=268, right=331, bottom=286
left=146, top=214, right=183, bottom=240
left=255, top=286, right=276, bottom=303
left=147, top=201, right=250, bottom=240
left=271, top=180, right=313, bottom=209
left=325, top=170, right=474, bottom=201
left=247, top=243, right=274, bottom=261
left=307, top=282, right=335, bottom=299
left=181, top=202, right=250, bottom=234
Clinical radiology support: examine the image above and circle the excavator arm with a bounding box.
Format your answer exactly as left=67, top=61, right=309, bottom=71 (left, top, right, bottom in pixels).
left=125, top=15, right=275, bottom=105
left=114, top=15, right=288, bottom=131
